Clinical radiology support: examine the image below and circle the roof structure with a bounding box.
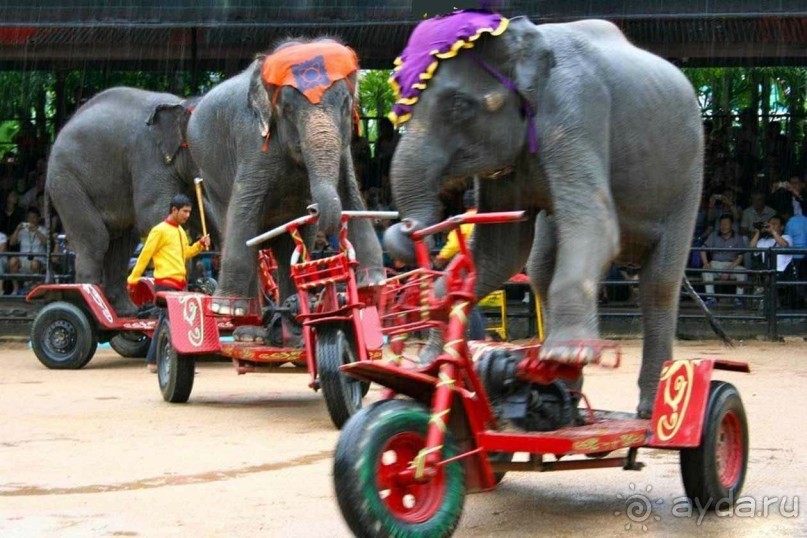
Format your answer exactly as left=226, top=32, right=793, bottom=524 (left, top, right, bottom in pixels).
left=0, top=1, right=805, bottom=71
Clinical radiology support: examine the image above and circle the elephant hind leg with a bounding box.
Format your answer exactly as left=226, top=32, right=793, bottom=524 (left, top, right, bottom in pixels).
left=104, top=231, right=140, bottom=316
left=635, top=235, right=690, bottom=418
left=51, top=180, right=109, bottom=284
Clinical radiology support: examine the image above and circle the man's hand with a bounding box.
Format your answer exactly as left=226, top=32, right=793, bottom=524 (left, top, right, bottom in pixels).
left=198, top=234, right=211, bottom=250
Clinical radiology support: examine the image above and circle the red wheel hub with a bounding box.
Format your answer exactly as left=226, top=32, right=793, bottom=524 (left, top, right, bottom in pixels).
left=716, top=410, right=743, bottom=487
left=375, top=432, right=446, bottom=523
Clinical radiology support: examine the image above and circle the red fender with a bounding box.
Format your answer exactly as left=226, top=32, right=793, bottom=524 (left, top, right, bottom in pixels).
left=162, top=291, right=222, bottom=355
left=647, top=358, right=750, bottom=448
left=27, top=283, right=120, bottom=329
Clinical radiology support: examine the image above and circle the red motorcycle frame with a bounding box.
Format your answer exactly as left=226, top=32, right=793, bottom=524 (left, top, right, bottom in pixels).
left=157, top=207, right=397, bottom=429
left=333, top=211, right=750, bottom=537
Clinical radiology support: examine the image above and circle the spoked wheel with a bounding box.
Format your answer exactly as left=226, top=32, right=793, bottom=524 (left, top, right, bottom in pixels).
left=334, top=400, right=465, bottom=538
left=31, top=301, right=98, bottom=369
left=109, top=332, right=151, bottom=358
left=680, top=381, right=748, bottom=507
left=155, top=320, right=195, bottom=403
left=317, top=326, right=369, bottom=429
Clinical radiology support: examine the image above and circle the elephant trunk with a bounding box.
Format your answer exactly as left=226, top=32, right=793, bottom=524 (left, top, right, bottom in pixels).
left=384, top=126, right=445, bottom=264
left=300, top=108, right=344, bottom=234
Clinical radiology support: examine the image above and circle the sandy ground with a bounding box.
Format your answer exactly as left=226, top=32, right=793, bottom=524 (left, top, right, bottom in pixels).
left=1, top=338, right=806, bottom=537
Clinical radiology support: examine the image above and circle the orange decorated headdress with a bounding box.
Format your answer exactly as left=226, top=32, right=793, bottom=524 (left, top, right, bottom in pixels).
left=261, top=41, right=359, bottom=104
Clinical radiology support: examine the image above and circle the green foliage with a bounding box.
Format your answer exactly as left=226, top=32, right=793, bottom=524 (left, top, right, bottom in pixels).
left=358, top=69, right=394, bottom=118
left=682, top=67, right=807, bottom=120
left=358, top=69, right=395, bottom=145
left=0, top=69, right=225, bottom=144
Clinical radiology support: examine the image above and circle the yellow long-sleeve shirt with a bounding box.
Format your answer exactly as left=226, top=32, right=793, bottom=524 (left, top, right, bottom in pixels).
left=437, top=209, right=476, bottom=262
left=127, top=219, right=203, bottom=289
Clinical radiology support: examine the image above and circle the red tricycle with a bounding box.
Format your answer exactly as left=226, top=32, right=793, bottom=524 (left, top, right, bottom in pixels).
left=333, top=211, right=750, bottom=537
left=26, top=278, right=163, bottom=368
left=155, top=207, right=398, bottom=429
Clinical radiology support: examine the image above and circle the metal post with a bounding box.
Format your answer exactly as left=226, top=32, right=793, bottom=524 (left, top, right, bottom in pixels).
left=766, top=251, right=778, bottom=341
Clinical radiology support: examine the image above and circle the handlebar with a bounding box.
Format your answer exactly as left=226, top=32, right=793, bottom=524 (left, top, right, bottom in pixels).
left=246, top=213, right=317, bottom=247
left=342, top=210, right=399, bottom=220
left=245, top=206, right=400, bottom=247
left=409, top=211, right=527, bottom=241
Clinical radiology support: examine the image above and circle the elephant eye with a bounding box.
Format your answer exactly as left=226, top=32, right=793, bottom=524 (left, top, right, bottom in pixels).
left=451, top=93, right=476, bottom=122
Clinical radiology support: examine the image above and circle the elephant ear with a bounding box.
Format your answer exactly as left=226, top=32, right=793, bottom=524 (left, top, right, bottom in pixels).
left=506, top=17, right=555, bottom=107
left=146, top=103, right=192, bottom=165
left=248, top=57, right=273, bottom=139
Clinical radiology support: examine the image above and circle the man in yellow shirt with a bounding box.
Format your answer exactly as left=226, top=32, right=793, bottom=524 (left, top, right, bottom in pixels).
left=128, top=193, right=210, bottom=371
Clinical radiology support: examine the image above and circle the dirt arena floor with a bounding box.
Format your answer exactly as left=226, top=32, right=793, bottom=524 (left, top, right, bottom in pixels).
left=1, top=338, right=806, bottom=537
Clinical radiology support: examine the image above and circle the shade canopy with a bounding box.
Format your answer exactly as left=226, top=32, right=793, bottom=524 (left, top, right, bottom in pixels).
left=0, top=1, right=805, bottom=71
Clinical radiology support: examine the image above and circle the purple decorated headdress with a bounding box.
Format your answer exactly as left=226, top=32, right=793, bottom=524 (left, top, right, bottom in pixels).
left=389, top=10, right=509, bottom=126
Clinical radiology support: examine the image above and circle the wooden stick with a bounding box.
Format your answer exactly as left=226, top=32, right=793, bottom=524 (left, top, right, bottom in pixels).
left=193, top=177, right=208, bottom=239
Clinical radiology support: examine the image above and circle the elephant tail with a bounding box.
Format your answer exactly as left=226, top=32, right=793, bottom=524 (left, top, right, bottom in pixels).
left=681, top=276, right=734, bottom=347
left=44, top=190, right=53, bottom=284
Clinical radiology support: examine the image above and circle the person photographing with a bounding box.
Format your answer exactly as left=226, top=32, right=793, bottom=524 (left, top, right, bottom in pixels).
left=750, top=215, right=795, bottom=308
left=127, top=194, right=210, bottom=372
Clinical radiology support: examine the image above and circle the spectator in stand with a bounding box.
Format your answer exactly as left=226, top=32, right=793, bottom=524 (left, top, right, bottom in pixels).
left=311, top=230, right=335, bottom=260
left=0, top=190, right=25, bottom=238
left=740, top=191, right=776, bottom=240
left=750, top=215, right=796, bottom=308
left=700, top=214, right=748, bottom=308
left=706, top=187, right=741, bottom=235
left=783, top=206, right=807, bottom=306
left=8, top=206, right=48, bottom=294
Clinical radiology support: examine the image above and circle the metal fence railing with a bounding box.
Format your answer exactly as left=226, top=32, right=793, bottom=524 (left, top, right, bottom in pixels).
left=2, top=244, right=805, bottom=339
left=598, top=246, right=807, bottom=340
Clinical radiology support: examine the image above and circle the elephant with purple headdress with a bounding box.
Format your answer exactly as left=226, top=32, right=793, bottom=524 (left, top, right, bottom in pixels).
left=383, top=10, right=706, bottom=417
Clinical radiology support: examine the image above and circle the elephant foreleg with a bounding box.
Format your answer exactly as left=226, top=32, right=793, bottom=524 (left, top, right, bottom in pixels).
left=212, top=168, right=270, bottom=311
left=541, top=142, right=619, bottom=364
left=525, top=211, right=557, bottom=334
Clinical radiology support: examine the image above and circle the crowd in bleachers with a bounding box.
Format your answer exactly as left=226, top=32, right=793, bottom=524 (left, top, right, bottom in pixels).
left=0, top=123, right=65, bottom=295
left=2, top=111, right=806, bottom=312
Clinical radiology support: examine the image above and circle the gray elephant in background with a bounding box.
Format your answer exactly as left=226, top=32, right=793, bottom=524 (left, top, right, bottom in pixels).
left=47, top=87, right=201, bottom=316
left=187, top=38, right=383, bottom=314
left=384, top=16, right=704, bottom=418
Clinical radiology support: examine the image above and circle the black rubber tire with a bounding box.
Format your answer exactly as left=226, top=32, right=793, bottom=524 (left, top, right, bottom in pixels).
left=680, top=381, right=748, bottom=508
left=317, top=327, right=368, bottom=429
left=334, top=399, right=466, bottom=538
left=155, top=321, right=195, bottom=403
left=31, top=301, right=98, bottom=369
left=109, top=332, right=151, bottom=358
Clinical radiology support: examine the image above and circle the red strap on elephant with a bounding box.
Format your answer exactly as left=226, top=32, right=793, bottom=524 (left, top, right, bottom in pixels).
left=261, top=41, right=359, bottom=104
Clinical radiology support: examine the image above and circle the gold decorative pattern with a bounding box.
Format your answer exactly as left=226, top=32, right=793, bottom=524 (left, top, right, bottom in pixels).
left=655, top=360, right=696, bottom=441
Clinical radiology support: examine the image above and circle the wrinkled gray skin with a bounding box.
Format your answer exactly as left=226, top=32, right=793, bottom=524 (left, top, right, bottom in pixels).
left=384, top=18, right=703, bottom=418
left=187, top=38, right=383, bottom=314
left=47, top=87, right=200, bottom=316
